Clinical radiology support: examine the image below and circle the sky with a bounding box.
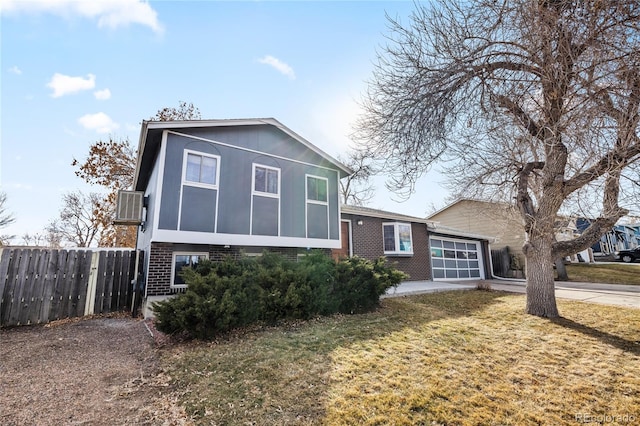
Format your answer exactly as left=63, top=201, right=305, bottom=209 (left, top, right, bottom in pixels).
left=1, top=0, right=450, bottom=243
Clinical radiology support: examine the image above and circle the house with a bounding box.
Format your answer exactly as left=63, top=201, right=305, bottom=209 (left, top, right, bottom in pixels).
left=577, top=219, right=640, bottom=255
left=130, top=119, right=496, bottom=316
left=339, top=205, right=494, bottom=281
left=427, top=199, right=526, bottom=276
left=132, top=118, right=352, bottom=309
left=427, top=199, right=590, bottom=277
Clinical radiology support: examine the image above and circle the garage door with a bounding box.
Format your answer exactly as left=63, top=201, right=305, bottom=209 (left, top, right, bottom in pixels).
left=430, top=238, right=484, bottom=280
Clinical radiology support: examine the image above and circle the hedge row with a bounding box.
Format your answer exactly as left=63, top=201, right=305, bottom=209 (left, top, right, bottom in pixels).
left=152, top=251, right=407, bottom=339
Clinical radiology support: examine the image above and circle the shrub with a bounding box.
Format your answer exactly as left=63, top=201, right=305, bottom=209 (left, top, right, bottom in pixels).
left=152, top=252, right=407, bottom=339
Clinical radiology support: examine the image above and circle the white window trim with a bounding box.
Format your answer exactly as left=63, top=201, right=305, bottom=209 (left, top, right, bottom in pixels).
left=250, top=163, right=281, bottom=236
left=382, top=222, right=414, bottom=256
left=252, top=163, right=281, bottom=198
left=305, top=174, right=329, bottom=205
left=182, top=149, right=221, bottom=190
left=171, top=252, right=209, bottom=289
left=177, top=149, right=221, bottom=233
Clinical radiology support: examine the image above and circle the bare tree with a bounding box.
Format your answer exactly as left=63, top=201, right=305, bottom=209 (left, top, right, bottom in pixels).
left=53, top=191, right=105, bottom=247
left=356, top=1, right=640, bottom=317
left=338, top=150, right=375, bottom=206
left=150, top=100, right=201, bottom=121
left=0, top=192, right=16, bottom=245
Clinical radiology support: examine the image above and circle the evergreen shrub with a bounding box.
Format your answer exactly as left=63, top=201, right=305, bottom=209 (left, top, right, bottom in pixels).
left=152, top=251, right=407, bottom=339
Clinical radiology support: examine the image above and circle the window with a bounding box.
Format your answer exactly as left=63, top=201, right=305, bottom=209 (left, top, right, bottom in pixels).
left=306, top=176, right=328, bottom=203
left=306, top=175, right=329, bottom=239
left=253, top=165, right=279, bottom=195
left=171, top=252, right=208, bottom=288
left=382, top=222, right=413, bottom=255
left=184, top=152, right=219, bottom=187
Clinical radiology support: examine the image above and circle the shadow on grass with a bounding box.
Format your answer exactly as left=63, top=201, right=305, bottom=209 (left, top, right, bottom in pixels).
left=551, top=316, right=640, bottom=355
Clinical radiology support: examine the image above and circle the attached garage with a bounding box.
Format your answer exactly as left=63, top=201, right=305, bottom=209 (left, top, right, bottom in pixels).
left=340, top=205, right=495, bottom=282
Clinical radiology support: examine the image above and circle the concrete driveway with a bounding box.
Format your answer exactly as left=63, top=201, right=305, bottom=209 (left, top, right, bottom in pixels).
left=387, top=279, right=640, bottom=309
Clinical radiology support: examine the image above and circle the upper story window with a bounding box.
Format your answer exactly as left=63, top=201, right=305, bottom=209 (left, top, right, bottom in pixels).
left=253, top=164, right=280, bottom=196
left=306, top=175, right=328, bottom=203
left=184, top=151, right=219, bottom=187
left=383, top=222, right=413, bottom=255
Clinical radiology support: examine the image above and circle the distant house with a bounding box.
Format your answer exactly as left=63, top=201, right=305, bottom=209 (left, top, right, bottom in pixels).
left=132, top=118, right=351, bottom=309
left=428, top=199, right=592, bottom=276
left=427, top=199, right=526, bottom=275
left=339, top=205, right=494, bottom=281
left=577, top=219, right=640, bottom=255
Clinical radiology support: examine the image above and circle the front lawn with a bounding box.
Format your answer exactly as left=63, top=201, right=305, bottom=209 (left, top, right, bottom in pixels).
left=566, top=263, right=640, bottom=285
left=159, top=291, right=640, bottom=425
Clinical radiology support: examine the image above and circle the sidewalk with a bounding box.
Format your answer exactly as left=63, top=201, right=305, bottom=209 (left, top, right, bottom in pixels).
left=386, top=279, right=640, bottom=309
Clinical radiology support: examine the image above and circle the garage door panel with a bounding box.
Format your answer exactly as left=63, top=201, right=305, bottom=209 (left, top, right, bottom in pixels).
left=430, top=237, right=484, bottom=280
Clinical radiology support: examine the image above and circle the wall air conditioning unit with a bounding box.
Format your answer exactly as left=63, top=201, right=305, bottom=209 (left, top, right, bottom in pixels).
left=114, top=190, right=144, bottom=225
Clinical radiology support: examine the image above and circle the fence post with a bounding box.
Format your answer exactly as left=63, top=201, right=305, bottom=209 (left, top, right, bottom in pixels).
left=84, top=252, right=100, bottom=316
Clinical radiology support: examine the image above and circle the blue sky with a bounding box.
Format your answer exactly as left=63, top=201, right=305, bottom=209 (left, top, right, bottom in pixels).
left=1, top=0, right=449, bottom=242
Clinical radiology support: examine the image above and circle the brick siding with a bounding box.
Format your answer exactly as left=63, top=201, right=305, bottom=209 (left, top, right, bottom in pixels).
left=344, top=214, right=432, bottom=281
left=145, top=243, right=315, bottom=296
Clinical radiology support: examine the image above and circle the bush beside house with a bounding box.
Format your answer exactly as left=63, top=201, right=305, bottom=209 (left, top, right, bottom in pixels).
left=152, top=252, right=407, bottom=339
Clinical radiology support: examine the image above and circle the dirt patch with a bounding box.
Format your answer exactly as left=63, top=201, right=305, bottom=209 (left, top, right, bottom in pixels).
left=0, top=315, right=190, bottom=425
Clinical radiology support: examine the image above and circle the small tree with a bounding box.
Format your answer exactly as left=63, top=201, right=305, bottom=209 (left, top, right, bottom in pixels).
left=338, top=150, right=375, bottom=206
left=0, top=192, right=15, bottom=246
left=150, top=100, right=201, bottom=121
left=52, top=191, right=104, bottom=247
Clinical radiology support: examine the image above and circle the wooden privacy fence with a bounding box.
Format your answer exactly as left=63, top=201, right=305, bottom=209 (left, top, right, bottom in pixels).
left=0, top=248, right=142, bottom=327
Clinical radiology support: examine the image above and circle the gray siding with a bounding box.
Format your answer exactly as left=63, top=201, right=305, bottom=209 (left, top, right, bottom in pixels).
left=307, top=203, right=329, bottom=239
left=180, top=186, right=217, bottom=232
left=251, top=196, right=278, bottom=236
left=156, top=127, right=340, bottom=242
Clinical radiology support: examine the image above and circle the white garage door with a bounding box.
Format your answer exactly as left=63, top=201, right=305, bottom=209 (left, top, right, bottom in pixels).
left=430, top=237, right=484, bottom=280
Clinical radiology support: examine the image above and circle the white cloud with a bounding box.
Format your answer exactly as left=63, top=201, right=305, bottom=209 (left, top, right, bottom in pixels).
left=8, top=65, right=22, bottom=75
left=1, top=0, right=164, bottom=34
left=258, top=55, right=296, bottom=80
left=78, top=112, right=119, bottom=133
left=94, top=88, right=111, bottom=100
left=47, top=73, right=96, bottom=97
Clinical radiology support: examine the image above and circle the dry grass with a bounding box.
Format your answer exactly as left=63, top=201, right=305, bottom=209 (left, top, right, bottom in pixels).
left=159, top=291, right=640, bottom=425
left=565, top=263, right=640, bottom=285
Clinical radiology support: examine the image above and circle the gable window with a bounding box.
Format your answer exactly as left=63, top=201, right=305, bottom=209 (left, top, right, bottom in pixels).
left=306, top=176, right=328, bottom=203
left=253, top=165, right=279, bottom=196
left=184, top=151, right=219, bottom=187
left=383, top=222, right=413, bottom=255
left=171, top=252, right=208, bottom=288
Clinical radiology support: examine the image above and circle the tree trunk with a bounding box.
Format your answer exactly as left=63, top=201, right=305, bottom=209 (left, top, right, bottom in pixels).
left=525, top=241, right=559, bottom=318
left=555, top=257, right=568, bottom=281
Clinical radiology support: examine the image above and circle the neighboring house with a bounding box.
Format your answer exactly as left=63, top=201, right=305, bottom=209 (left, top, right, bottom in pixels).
left=428, top=199, right=591, bottom=277
left=427, top=199, right=527, bottom=271
left=131, top=118, right=352, bottom=310
left=339, top=205, right=494, bottom=281
left=577, top=219, right=640, bottom=255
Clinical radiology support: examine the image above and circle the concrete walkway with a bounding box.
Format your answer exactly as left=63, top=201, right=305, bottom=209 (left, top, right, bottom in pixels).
left=386, top=279, right=640, bottom=309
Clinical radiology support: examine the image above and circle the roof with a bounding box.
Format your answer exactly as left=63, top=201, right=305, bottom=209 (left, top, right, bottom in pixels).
left=341, top=204, right=432, bottom=224
left=341, top=204, right=496, bottom=242
left=133, top=118, right=353, bottom=190
left=426, top=198, right=515, bottom=219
